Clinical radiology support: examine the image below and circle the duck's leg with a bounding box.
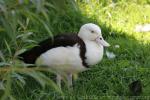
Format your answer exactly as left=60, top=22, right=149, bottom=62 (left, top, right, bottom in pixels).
left=56, top=74, right=61, bottom=89
left=67, top=73, right=73, bottom=88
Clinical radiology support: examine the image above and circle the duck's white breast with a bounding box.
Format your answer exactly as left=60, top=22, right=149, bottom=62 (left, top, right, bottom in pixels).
left=35, top=44, right=86, bottom=73
left=85, top=41, right=104, bottom=65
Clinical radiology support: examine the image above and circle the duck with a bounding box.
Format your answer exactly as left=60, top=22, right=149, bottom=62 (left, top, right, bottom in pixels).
left=18, top=23, right=110, bottom=88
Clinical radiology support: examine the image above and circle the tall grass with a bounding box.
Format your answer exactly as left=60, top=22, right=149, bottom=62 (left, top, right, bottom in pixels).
left=0, top=0, right=82, bottom=99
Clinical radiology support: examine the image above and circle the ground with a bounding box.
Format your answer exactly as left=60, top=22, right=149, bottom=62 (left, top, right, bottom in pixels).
left=0, top=0, right=150, bottom=100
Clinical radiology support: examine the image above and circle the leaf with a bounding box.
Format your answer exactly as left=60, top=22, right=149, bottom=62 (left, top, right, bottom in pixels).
left=0, top=62, right=10, bottom=67
left=24, top=39, right=37, bottom=43
left=17, top=20, right=26, bottom=30
left=25, top=11, right=53, bottom=37
left=45, top=2, right=56, bottom=9
left=20, top=70, right=63, bottom=95
left=0, top=81, right=5, bottom=90
left=35, top=0, right=42, bottom=12
left=12, top=73, right=26, bottom=85
left=0, top=3, right=7, bottom=13
left=23, top=63, right=35, bottom=67
left=21, top=71, right=46, bottom=88
left=26, top=18, right=30, bottom=27
left=9, top=95, right=16, bottom=100
left=69, top=0, right=78, bottom=11
left=0, top=50, right=6, bottom=62
left=16, top=32, right=33, bottom=39
left=4, top=39, right=12, bottom=56
left=41, top=9, right=49, bottom=22
left=14, top=49, right=27, bottom=57
left=37, top=72, right=63, bottom=95
left=18, top=0, right=24, bottom=4
left=1, top=17, right=14, bottom=42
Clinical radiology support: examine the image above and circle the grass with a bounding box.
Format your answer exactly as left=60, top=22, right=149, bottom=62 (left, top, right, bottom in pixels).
left=0, top=0, right=150, bottom=100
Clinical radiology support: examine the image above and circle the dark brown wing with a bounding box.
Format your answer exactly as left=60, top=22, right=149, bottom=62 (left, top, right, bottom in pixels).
left=18, top=34, right=87, bottom=66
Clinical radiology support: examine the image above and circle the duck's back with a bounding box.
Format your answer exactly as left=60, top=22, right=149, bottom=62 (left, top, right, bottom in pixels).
left=18, top=34, right=88, bottom=68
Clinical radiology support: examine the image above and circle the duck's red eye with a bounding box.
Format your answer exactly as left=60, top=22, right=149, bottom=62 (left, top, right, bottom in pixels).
left=100, top=37, right=102, bottom=40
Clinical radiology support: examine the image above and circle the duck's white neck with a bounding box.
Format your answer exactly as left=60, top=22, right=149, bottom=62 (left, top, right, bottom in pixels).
left=84, top=40, right=104, bottom=66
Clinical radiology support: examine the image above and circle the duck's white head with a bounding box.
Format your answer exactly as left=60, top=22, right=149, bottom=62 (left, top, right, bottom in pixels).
left=78, top=23, right=110, bottom=47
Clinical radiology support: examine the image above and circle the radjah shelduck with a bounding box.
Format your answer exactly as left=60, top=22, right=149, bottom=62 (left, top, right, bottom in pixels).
left=18, top=23, right=110, bottom=88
